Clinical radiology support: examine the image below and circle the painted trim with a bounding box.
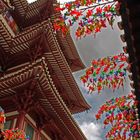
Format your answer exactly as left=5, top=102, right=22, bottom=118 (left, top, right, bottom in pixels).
left=5, top=111, right=19, bottom=117
left=25, top=114, right=36, bottom=127
left=40, top=130, right=52, bottom=140
left=12, top=118, right=17, bottom=129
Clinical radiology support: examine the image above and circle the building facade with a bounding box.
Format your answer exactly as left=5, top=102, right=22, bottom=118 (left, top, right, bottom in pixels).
left=0, top=0, right=90, bottom=139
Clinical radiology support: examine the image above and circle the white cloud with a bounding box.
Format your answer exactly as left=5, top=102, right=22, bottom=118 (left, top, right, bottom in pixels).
left=27, top=0, right=36, bottom=3
left=80, top=122, right=103, bottom=140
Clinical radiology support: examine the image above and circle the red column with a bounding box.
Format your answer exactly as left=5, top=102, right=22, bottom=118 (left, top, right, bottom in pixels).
left=37, top=127, right=42, bottom=140
left=16, top=111, right=26, bottom=129
left=36, top=131, right=40, bottom=140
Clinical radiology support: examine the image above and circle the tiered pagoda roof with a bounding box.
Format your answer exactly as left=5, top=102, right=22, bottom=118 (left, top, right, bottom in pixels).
left=119, top=0, right=140, bottom=117
left=0, top=0, right=90, bottom=139
left=0, top=58, right=87, bottom=139
left=0, top=0, right=90, bottom=113
left=9, top=0, right=85, bottom=72
left=0, top=18, right=90, bottom=113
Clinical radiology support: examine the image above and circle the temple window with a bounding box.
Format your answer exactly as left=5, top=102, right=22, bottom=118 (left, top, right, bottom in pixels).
left=0, top=0, right=19, bottom=34
left=2, top=11, right=19, bottom=34
left=4, top=119, right=12, bottom=129
left=4, top=117, right=17, bottom=130
left=25, top=123, right=35, bottom=140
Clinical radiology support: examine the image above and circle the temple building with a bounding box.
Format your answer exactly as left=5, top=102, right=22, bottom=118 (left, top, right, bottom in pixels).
left=0, top=0, right=90, bottom=139
left=118, top=0, right=140, bottom=118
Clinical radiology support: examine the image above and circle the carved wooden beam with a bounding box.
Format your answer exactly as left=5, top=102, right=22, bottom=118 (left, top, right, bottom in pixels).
left=0, top=47, right=9, bottom=73
left=40, top=0, right=54, bottom=20
left=3, top=0, right=12, bottom=8
left=12, top=79, right=38, bottom=112
left=26, top=32, right=50, bottom=62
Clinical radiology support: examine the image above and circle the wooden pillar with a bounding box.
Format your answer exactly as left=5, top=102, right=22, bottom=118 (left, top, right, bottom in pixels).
left=16, top=111, right=26, bottom=129
left=36, top=130, right=41, bottom=140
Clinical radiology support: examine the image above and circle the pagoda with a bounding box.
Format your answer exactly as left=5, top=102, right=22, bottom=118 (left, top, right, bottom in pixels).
left=0, top=0, right=90, bottom=139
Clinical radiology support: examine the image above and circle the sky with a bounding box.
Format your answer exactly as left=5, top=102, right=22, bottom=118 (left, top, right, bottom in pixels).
left=71, top=17, right=131, bottom=140
left=62, top=0, right=131, bottom=138
left=27, top=0, right=132, bottom=139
